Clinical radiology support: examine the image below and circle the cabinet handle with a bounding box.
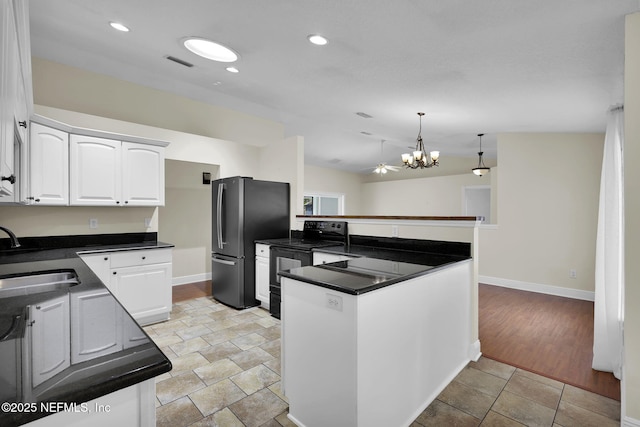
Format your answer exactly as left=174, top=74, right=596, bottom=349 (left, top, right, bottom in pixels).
left=1, top=175, right=16, bottom=184
left=104, top=257, right=109, bottom=261
left=113, top=271, right=117, bottom=275
left=124, top=201, right=129, bottom=204
left=142, top=256, right=146, bottom=260
left=116, top=201, right=120, bottom=204
left=35, top=305, right=41, bottom=310
left=18, top=121, right=27, bottom=128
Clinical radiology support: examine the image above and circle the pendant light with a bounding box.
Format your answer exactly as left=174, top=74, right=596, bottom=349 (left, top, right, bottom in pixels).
left=472, top=133, right=490, bottom=176
left=401, top=112, right=440, bottom=169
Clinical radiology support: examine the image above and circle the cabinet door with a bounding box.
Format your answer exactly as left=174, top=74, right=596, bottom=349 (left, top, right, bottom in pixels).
left=121, top=142, right=164, bottom=206
left=29, top=123, right=69, bottom=205
left=79, top=253, right=113, bottom=288
left=70, top=289, right=123, bottom=364
left=123, top=314, right=150, bottom=350
left=0, top=0, right=17, bottom=196
left=255, top=256, right=270, bottom=307
left=30, top=293, right=70, bottom=388
left=69, top=135, right=121, bottom=205
left=111, top=263, right=172, bottom=325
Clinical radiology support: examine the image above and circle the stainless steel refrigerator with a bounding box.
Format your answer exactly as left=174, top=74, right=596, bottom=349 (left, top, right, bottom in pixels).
left=211, top=176, right=290, bottom=309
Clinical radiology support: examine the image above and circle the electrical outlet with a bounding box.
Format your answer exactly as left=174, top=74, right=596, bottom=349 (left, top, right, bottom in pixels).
left=392, top=225, right=399, bottom=237
left=569, top=269, right=577, bottom=279
left=326, top=294, right=343, bottom=311
left=89, top=218, right=98, bottom=229
left=144, top=218, right=152, bottom=228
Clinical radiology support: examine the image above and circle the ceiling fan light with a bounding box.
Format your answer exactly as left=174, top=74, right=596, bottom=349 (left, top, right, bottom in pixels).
left=401, top=153, right=411, bottom=163
left=430, top=151, right=440, bottom=162
left=183, top=38, right=239, bottom=62
left=413, top=150, right=423, bottom=161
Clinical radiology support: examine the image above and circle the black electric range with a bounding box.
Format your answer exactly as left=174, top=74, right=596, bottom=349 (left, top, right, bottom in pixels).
left=267, top=221, right=348, bottom=318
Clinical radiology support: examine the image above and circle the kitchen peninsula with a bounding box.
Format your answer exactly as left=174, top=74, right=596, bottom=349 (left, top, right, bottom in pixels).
left=279, top=228, right=476, bottom=427
left=0, top=233, right=172, bottom=426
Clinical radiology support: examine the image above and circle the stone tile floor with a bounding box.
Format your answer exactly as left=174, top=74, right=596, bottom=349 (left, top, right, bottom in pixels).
left=144, top=296, right=621, bottom=427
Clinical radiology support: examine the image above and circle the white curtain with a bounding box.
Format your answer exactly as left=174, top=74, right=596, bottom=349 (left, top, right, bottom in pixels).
left=592, top=105, right=624, bottom=379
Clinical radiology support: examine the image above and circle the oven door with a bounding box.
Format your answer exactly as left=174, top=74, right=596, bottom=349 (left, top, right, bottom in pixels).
left=269, top=246, right=312, bottom=285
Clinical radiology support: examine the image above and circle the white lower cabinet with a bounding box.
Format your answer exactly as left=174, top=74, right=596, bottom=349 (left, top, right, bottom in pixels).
left=28, top=294, right=70, bottom=388
left=80, top=248, right=172, bottom=326
left=24, top=378, right=157, bottom=427
left=111, top=262, right=172, bottom=326
left=255, top=243, right=270, bottom=309
left=78, top=253, right=112, bottom=288
left=70, top=288, right=123, bottom=364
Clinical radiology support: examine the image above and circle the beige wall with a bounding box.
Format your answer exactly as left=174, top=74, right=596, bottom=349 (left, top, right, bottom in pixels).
left=159, top=160, right=218, bottom=281
left=360, top=172, right=492, bottom=219
left=0, top=205, right=157, bottom=236
left=479, top=133, right=603, bottom=296
left=624, top=11, right=640, bottom=423
left=304, top=165, right=364, bottom=216
left=32, top=57, right=284, bottom=148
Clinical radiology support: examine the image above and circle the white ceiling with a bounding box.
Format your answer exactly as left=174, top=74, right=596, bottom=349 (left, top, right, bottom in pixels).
left=28, top=0, right=640, bottom=175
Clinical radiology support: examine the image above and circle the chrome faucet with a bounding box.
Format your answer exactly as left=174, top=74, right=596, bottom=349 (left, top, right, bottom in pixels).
left=0, top=226, right=21, bottom=248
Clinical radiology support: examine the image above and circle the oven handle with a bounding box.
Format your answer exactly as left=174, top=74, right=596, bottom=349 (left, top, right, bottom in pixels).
left=216, top=183, right=224, bottom=250
left=212, top=256, right=236, bottom=266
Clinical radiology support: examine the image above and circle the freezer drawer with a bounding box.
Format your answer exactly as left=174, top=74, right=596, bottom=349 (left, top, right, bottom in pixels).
left=211, top=254, right=245, bottom=309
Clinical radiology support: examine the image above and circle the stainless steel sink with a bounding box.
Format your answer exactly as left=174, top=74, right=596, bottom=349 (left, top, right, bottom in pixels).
left=0, top=271, right=79, bottom=298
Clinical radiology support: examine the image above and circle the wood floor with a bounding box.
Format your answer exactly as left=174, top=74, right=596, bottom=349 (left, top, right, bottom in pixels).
left=479, top=283, right=620, bottom=401
left=171, top=280, right=620, bottom=401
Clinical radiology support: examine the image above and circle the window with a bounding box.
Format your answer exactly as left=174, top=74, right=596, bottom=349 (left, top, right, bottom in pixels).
left=463, top=186, right=491, bottom=223
left=303, top=193, right=344, bottom=215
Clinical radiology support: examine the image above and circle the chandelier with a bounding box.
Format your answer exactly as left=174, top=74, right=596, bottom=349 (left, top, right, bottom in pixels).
left=401, top=112, right=439, bottom=169
left=472, top=133, right=490, bottom=176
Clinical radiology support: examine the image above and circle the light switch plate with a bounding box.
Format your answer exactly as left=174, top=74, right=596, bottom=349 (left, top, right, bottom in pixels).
left=89, top=218, right=98, bottom=229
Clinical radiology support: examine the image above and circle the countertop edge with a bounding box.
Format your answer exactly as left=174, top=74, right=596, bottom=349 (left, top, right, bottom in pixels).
left=279, top=258, right=472, bottom=295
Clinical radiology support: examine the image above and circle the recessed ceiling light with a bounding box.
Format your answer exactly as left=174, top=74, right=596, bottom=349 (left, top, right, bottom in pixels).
left=307, top=34, right=328, bottom=46
left=183, top=37, right=238, bottom=62
left=109, top=22, right=130, bottom=32
left=226, top=67, right=239, bottom=73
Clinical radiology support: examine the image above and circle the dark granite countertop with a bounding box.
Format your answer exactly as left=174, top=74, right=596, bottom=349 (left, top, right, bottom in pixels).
left=0, top=233, right=172, bottom=426
left=279, top=256, right=470, bottom=295
left=276, top=234, right=471, bottom=295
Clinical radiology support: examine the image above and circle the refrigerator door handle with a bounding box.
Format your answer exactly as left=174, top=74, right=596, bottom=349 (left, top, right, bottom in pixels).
left=216, top=183, right=224, bottom=249
left=212, top=256, right=236, bottom=266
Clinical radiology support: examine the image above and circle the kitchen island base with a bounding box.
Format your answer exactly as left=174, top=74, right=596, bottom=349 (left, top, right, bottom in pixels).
left=282, top=260, right=474, bottom=427
left=23, top=378, right=156, bottom=427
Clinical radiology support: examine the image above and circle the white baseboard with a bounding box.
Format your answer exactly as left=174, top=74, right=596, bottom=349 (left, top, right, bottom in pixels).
left=624, top=416, right=640, bottom=427
left=172, top=272, right=212, bottom=286
left=469, top=340, right=482, bottom=362
left=479, top=275, right=595, bottom=301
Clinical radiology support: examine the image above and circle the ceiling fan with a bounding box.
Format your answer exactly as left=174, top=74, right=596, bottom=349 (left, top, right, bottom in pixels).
left=372, top=140, right=400, bottom=174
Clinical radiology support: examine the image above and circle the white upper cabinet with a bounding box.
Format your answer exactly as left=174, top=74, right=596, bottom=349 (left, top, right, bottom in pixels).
left=70, top=134, right=122, bottom=206
left=69, top=134, right=165, bottom=206
left=0, top=0, right=18, bottom=196
left=122, top=142, right=165, bottom=206
left=29, top=122, right=69, bottom=205
left=0, top=0, right=31, bottom=199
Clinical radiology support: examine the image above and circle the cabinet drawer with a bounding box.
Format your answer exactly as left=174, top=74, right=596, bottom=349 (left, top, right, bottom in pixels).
left=255, top=243, right=270, bottom=257
left=110, top=248, right=172, bottom=268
